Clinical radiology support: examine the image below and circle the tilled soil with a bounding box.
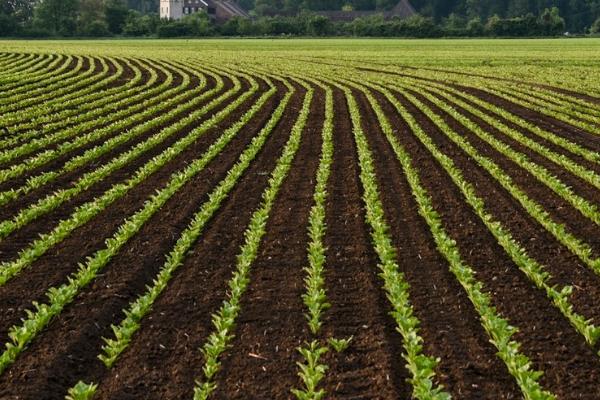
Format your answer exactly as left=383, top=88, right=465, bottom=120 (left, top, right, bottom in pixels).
left=1, top=53, right=599, bottom=400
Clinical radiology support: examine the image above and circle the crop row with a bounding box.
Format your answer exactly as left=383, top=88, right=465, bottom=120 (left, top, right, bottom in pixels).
left=0, top=52, right=598, bottom=399
left=0, top=68, right=268, bottom=377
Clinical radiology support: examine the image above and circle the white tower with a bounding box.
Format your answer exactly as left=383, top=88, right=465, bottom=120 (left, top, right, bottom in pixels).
left=160, top=0, right=184, bottom=19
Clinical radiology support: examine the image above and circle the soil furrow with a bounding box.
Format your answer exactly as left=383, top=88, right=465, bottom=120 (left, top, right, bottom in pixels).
left=0, top=75, right=261, bottom=340
left=318, top=87, right=411, bottom=400
left=358, top=67, right=600, bottom=152
left=426, top=84, right=600, bottom=177
left=8, top=57, right=165, bottom=138
left=356, top=87, right=522, bottom=398
left=410, top=88, right=600, bottom=257
left=0, top=65, right=212, bottom=213
left=0, top=54, right=64, bottom=91
left=0, top=78, right=289, bottom=400
left=210, top=84, right=323, bottom=399
left=90, top=80, right=304, bottom=400
left=450, top=84, right=600, bottom=151
left=0, top=59, right=182, bottom=163
left=388, top=88, right=600, bottom=398
left=405, top=88, right=600, bottom=323
left=2, top=56, right=106, bottom=115
left=3, top=54, right=60, bottom=83
left=0, top=72, right=239, bottom=261
left=379, top=64, right=600, bottom=107
left=0, top=55, right=82, bottom=108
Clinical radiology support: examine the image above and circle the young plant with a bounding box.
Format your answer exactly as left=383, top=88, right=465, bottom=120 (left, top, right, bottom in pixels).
left=291, top=341, right=329, bottom=400
left=65, top=381, right=97, bottom=400
left=328, top=336, right=353, bottom=353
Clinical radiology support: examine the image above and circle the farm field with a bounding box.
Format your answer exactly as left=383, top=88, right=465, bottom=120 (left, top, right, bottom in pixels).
left=0, top=38, right=599, bottom=399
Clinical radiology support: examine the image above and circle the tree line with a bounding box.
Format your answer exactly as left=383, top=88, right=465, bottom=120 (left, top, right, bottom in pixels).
left=1, top=0, right=600, bottom=37
left=249, top=0, right=600, bottom=32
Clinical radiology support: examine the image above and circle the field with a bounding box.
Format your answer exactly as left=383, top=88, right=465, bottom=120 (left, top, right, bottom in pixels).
left=0, top=38, right=599, bottom=399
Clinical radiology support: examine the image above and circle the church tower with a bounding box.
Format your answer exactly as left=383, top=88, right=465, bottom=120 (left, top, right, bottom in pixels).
left=160, top=0, right=183, bottom=19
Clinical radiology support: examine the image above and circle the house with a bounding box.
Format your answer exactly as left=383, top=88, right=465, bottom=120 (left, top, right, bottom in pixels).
left=160, top=0, right=250, bottom=22
left=261, top=0, right=415, bottom=21
left=314, top=0, right=416, bottom=21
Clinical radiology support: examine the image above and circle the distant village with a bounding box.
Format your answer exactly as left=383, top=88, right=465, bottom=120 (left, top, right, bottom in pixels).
left=159, top=0, right=416, bottom=23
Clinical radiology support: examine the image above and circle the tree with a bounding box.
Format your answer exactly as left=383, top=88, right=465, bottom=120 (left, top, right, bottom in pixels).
left=0, top=13, right=19, bottom=35
left=105, top=0, right=128, bottom=33
left=78, top=0, right=105, bottom=34
left=443, top=12, right=466, bottom=30
left=182, top=11, right=214, bottom=35
left=466, top=16, right=484, bottom=34
left=306, top=14, right=331, bottom=35
left=508, top=0, right=532, bottom=16
left=283, top=0, right=302, bottom=13
left=1, top=0, right=35, bottom=23
left=539, top=6, right=564, bottom=34
left=34, top=0, right=79, bottom=35
left=123, top=11, right=160, bottom=35
left=592, top=16, right=600, bottom=33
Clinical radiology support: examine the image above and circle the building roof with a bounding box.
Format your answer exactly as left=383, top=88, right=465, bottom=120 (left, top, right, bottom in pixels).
left=199, top=0, right=250, bottom=21
left=390, top=0, right=416, bottom=19
left=316, top=0, right=416, bottom=21
left=263, top=0, right=416, bottom=21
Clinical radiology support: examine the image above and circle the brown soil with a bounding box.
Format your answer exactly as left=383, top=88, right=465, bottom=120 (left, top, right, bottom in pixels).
left=0, top=77, right=289, bottom=400
left=448, top=84, right=600, bottom=152
left=431, top=84, right=600, bottom=176
left=357, top=66, right=600, bottom=154
left=1, top=57, right=172, bottom=154
left=0, top=54, right=81, bottom=102
left=317, top=88, right=412, bottom=399
left=209, top=84, right=323, bottom=399
left=405, top=86, right=600, bottom=335
left=0, top=56, right=107, bottom=116
left=0, top=61, right=211, bottom=202
left=1, top=54, right=600, bottom=400
left=386, top=87, right=600, bottom=398
left=356, top=87, right=522, bottom=398
left=411, top=88, right=600, bottom=258
left=0, top=71, right=233, bottom=250
left=92, top=79, right=303, bottom=400
left=0, top=74, right=262, bottom=341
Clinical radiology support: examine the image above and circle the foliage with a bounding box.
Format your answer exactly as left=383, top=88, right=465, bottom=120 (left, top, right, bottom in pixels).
left=328, top=336, right=353, bottom=352
left=33, top=0, right=78, bottom=36
left=105, top=0, right=129, bottom=33
left=0, top=0, right=593, bottom=37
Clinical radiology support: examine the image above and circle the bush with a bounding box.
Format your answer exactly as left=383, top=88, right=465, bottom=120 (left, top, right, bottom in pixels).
left=306, top=15, right=331, bottom=36
left=123, top=13, right=160, bottom=36
left=466, top=17, right=484, bottom=36
left=80, top=19, right=110, bottom=36
left=157, top=21, right=191, bottom=37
